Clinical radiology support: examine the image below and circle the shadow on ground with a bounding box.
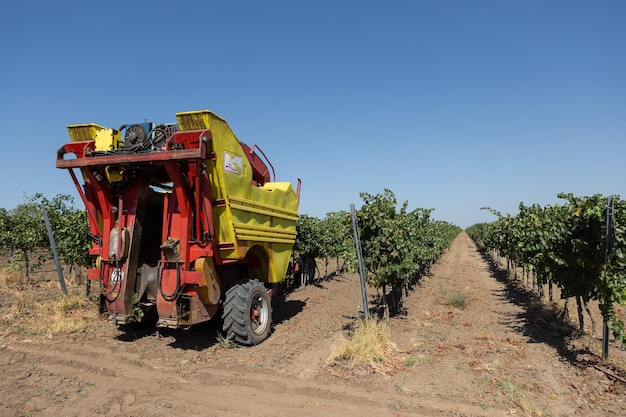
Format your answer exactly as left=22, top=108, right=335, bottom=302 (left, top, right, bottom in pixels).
left=477, top=248, right=595, bottom=368
left=112, top=294, right=308, bottom=351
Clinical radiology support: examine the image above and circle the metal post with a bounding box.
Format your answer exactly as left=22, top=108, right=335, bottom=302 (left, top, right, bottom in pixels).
left=350, top=204, right=369, bottom=322
left=40, top=204, right=68, bottom=296
left=602, top=196, right=614, bottom=360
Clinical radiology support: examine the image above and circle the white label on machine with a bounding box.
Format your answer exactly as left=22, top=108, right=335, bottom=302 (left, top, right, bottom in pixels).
left=224, top=151, right=243, bottom=175
left=111, top=269, right=124, bottom=282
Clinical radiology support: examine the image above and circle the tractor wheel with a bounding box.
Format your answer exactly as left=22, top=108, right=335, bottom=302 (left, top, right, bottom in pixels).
left=222, top=279, right=272, bottom=346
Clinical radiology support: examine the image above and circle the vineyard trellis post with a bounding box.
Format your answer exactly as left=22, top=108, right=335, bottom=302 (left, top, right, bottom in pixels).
left=350, top=204, right=369, bottom=322
left=602, top=196, right=615, bottom=359
left=40, top=204, right=68, bottom=296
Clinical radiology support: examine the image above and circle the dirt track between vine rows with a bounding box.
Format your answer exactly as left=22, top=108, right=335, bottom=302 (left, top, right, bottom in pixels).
left=1, top=232, right=625, bottom=416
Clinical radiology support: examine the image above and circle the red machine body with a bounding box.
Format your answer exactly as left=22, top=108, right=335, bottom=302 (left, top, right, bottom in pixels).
left=57, top=111, right=300, bottom=345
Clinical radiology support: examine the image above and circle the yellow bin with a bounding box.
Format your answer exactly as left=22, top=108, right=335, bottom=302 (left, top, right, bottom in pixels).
left=67, top=123, right=123, bottom=151
left=67, top=123, right=107, bottom=142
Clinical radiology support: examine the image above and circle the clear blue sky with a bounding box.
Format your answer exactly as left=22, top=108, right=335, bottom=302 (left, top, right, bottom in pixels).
left=1, top=1, right=624, bottom=228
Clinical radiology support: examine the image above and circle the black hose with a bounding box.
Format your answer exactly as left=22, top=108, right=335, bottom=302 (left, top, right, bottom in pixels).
left=159, top=262, right=181, bottom=301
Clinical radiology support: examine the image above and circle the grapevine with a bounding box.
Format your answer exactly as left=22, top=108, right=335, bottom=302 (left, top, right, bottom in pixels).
left=467, top=193, right=626, bottom=345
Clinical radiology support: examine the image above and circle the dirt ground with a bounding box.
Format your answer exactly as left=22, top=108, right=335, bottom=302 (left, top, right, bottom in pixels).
left=1, top=232, right=625, bottom=416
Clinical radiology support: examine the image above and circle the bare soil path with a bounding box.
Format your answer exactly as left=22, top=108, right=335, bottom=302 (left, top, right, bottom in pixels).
left=391, top=232, right=626, bottom=416
left=1, top=232, right=624, bottom=416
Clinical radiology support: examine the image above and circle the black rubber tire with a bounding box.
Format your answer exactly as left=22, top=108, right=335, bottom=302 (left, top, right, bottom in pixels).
left=222, top=279, right=272, bottom=346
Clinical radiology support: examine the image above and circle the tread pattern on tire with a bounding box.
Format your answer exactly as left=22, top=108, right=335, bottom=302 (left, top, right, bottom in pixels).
left=222, top=279, right=272, bottom=346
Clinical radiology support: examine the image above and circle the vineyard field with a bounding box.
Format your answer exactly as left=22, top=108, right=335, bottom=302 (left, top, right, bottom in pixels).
left=1, top=232, right=624, bottom=416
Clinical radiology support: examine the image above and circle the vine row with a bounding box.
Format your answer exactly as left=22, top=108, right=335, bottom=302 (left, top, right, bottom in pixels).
left=466, top=193, right=626, bottom=344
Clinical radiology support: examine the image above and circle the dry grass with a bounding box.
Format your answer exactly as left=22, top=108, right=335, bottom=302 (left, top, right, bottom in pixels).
left=4, top=290, right=99, bottom=335
left=0, top=267, right=27, bottom=290
left=0, top=267, right=100, bottom=335
left=325, top=319, right=398, bottom=374
left=440, top=286, right=470, bottom=309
